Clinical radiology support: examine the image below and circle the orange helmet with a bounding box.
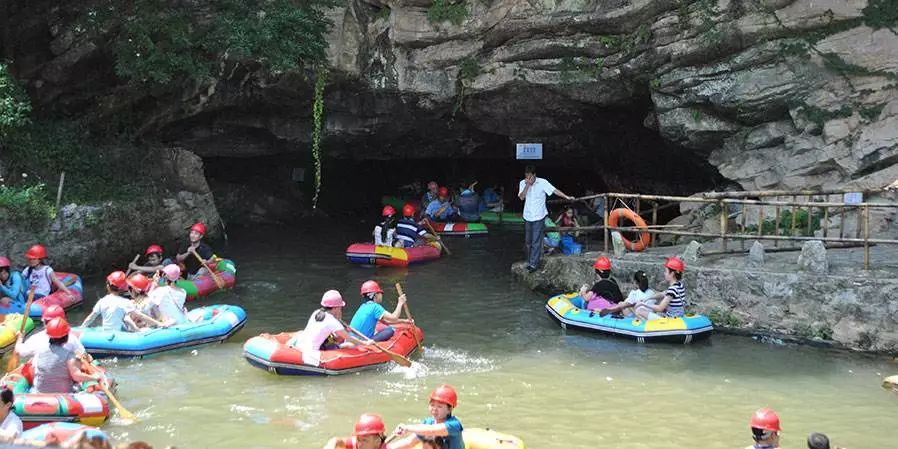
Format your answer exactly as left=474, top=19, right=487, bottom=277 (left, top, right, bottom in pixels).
left=593, top=256, right=611, bottom=271
left=127, top=273, right=150, bottom=293
left=46, top=317, right=70, bottom=339
left=382, top=205, right=396, bottom=217
left=750, top=408, right=781, bottom=432
left=438, top=187, right=449, bottom=198
left=190, top=222, right=207, bottom=235
left=430, top=384, right=458, bottom=408
left=25, top=244, right=47, bottom=260
left=353, top=413, right=386, bottom=437
left=360, top=280, right=383, bottom=295
left=664, top=256, right=685, bottom=273
left=106, top=271, right=128, bottom=291
left=41, top=304, right=66, bottom=322
left=402, top=203, right=416, bottom=218
left=145, top=245, right=164, bottom=256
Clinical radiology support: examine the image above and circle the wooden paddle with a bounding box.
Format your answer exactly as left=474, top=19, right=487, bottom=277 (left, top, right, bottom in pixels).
left=422, top=219, right=452, bottom=255
left=339, top=319, right=412, bottom=368
left=395, top=283, right=422, bottom=355
left=6, top=286, right=36, bottom=371
left=123, top=254, right=140, bottom=277
left=78, top=354, right=137, bottom=423
left=190, top=248, right=225, bottom=289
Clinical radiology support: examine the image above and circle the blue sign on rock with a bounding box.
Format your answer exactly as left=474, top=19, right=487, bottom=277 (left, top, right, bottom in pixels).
left=516, top=143, right=543, bottom=160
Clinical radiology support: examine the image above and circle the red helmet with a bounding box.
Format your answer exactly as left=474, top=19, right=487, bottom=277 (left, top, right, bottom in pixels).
left=402, top=203, right=416, bottom=218
left=360, top=280, right=383, bottom=295
left=46, top=317, right=70, bottom=339
left=664, top=256, right=685, bottom=273
left=353, top=413, right=386, bottom=437
left=25, top=244, right=47, bottom=260
left=593, top=256, right=611, bottom=271
left=438, top=187, right=449, bottom=198
left=750, top=408, right=781, bottom=432
left=127, top=273, right=150, bottom=293
left=382, top=205, right=396, bottom=217
left=0, top=256, right=10, bottom=268
left=145, top=245, right=164, bottom=256
left=190, top=222, right=207, bottom=235
left=41, top=304, right=66, bottom=321
left=430, top=384, right=458, bottom=408
left=106, top=271, right=128, bottom=291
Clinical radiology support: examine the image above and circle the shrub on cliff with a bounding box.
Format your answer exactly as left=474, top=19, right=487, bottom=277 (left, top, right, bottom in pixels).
left=0, top=62, right=31, bottom=137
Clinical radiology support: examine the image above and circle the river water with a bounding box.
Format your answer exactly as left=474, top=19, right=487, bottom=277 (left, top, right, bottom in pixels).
left=65, top=225, right=896, bottom=449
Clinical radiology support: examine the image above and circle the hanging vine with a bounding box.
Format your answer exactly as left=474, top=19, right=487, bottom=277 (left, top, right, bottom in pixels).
left=310, top=68, right=327, bottom=209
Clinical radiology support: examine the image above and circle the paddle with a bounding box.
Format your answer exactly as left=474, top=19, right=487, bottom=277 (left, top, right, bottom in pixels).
left=395, top=283, right=422, bottom=355
left=124, top=254, right=140, bottom=277
left=338, top=319, right=412, bottom=368
left=422, top=219, right=452, bottom=255
left=6, top=286, right=36, bottom=371
left=78, top=354, right=137, bottom=423
left=190, top=248, right=225, bottom=289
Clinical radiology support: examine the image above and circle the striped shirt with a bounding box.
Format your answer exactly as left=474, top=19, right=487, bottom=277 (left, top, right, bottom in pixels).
left=395, top=218, right=427, bottom=247
left=664, top=281, right=686, bottom=317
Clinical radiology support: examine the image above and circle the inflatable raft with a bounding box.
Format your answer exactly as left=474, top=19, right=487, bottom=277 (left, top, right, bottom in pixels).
left=0, top=272, right=84, bottom=319
left=0, top=313, right=36, bottom=354
left=545, top=293, right=713, bottom=343
left=75, top=304, right=247, bottom=358
left=345, top=243, right=441, bottom=267
left=480, top=211, right=525, bottom=224
left=243, top=322, right=423, bottom=376
left=429, top=222, right=488, bottom=236
left=21, top=422, right=109, bottom=446
left=1, top=363, right=112, bottom=429
left=174, top=259, right=236, bottom=301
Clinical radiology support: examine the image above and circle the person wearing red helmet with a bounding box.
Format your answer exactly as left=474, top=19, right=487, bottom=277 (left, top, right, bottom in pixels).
left=175, top=222, right=215, bottom=279
left=0, top=255, right=25, bottom=310
left=349, top=280, right=411, bottom=342
left=81, top=272, right=160, bottom=332
left=393, top=384, right=464, bottom=449
left=644, top=256, right=687, bottom=319
left=323, top=413, right=407, bottom=449
left=30, top=318, right=101, bottom=394
left=518, top=165, right=574, bottom=273
left=128, top=244, right=173, bottom=276
left=747, top=408, right=782, bottom=449
left=14, top=304, right=85, bottom=360
left=588, top=256, right=623, bottom=304
left=395, top=203, right=436, bottom=248
left=424, top=187, right=458, bottom=222
left=286, top=290, right=371, bottom=367
left=143, top=264, right=189, bottom=327
left=21, top=245, right=73, bottom=300
left=374, top=206, right=399, bottom=247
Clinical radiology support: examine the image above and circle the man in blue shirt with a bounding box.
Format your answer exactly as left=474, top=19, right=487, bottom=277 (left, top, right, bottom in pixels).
left=349, top=280, right=410, bottom=341
left=394, top=384, right=464, bottom=449
left=425, top=187, right=458, bottom=222
left=456, top=182, right=481, bottom=222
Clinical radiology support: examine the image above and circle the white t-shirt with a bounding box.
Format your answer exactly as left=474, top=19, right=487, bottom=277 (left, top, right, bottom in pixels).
left=16, top=330, right=85, bottom=358
left=24, top=265, right=55, bottom=297
left=0, top=411, right=23, bottom=438
left=288, top=311, right=343, bottom=366
left=146, top=286, right=188, bottom=325
left=90, top=294, right=136, bottom=332
left=625, top=288, right=656, bottom=305
left=519, top=177, right=556, bottom=222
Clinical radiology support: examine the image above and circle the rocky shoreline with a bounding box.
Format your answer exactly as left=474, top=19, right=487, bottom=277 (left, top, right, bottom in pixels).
left=512, top=243, right=898, bottom=354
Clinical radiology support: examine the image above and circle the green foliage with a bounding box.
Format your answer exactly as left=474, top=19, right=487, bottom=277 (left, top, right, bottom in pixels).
left=310, top=69, right=327, bottom=209
left=793, top=322, right=833, bottom=340
left=797, top=103, right=853, bottom=128
left=459, top=56, right=481, bottom=81
left=860, top=103, right=886, bottom=121
left=427, top=0, right=468, bottom=26
left=83, top=0, right=336, bottom=85
left=707, top=308, right=742, bottom=327
left=0, top=183, right=55, bottom=225
left=558, top=57, right=605, bottom=85
left=375, top=6, right=391, bottom=22
left=0, top=62, right=31, bottom=136
left=1, top=121, right=140, bottom=203
left=863, top=0, right=898, bottom=31
left=744, top=209, right=823, bottom=236
left=599, top=35, right=622, bottom=49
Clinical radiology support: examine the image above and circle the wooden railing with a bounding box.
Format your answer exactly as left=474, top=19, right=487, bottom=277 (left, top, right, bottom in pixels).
left=548, top=190, right=898, bottom=270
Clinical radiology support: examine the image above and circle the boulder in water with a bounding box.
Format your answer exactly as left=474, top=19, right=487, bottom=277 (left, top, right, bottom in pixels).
left=883, top=375, right=898, bottom=391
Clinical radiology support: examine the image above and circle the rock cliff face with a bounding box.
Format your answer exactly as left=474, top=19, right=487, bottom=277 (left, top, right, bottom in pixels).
left=2, top=0, right=897, bottom=193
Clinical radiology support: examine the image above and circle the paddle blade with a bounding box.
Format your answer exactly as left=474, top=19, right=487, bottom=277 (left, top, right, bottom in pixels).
left=389, top=351, right=412, bottom=368
left=6, top=353, right=19, bottom=372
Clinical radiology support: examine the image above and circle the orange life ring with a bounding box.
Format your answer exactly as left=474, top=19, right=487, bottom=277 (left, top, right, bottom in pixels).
left=607, top=208, right=651, bottom=252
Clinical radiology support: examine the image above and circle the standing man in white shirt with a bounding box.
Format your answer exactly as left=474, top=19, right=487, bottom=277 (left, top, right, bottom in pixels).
left=518, top=165, right=574, bottom=272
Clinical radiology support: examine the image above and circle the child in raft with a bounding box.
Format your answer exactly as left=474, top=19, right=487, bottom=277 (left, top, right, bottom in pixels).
left=641, top=256, right=687, bottom=319
left=392, top=384, right=464, bottom=449
left=349, top=280, right=412, bottom=342
left=143, top=265, right=189, bottom=327
left=394, top=203, right=437, bottom=248
left=374, top=206, right=399, bottom=247
left=323, top=413, right=399, bottom=449
left=287, top=290, right=371, bottom=367
left=598, top=270, right=657, bottom=319
left=175, top=222, right=215, bottom=280
left=127, top=244, right=173, bottom=277
left=21, top=245, right=74, bottom=300
left=81, top=272, right=160, bottom=332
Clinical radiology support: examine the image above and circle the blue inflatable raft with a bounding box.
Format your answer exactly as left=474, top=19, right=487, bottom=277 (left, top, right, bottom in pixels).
left=21, top=423, right=109, bottom=445
left=74, top=304, right=247, bottom=358
left=545, top=293, right=713, bottom=343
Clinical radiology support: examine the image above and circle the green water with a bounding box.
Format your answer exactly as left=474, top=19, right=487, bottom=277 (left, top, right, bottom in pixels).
left=64, top=225, right=897, bottom=448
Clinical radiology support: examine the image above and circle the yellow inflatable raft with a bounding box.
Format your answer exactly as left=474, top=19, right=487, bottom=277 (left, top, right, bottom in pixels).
left=0, top=313, right=36, bottom=353
left=463, top=428, right=524, bottom=449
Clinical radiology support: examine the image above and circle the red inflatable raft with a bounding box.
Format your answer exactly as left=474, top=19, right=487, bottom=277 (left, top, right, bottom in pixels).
left=345, top=243, right=440, bottom=267
left=243, top=323, right=424, bottom=376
